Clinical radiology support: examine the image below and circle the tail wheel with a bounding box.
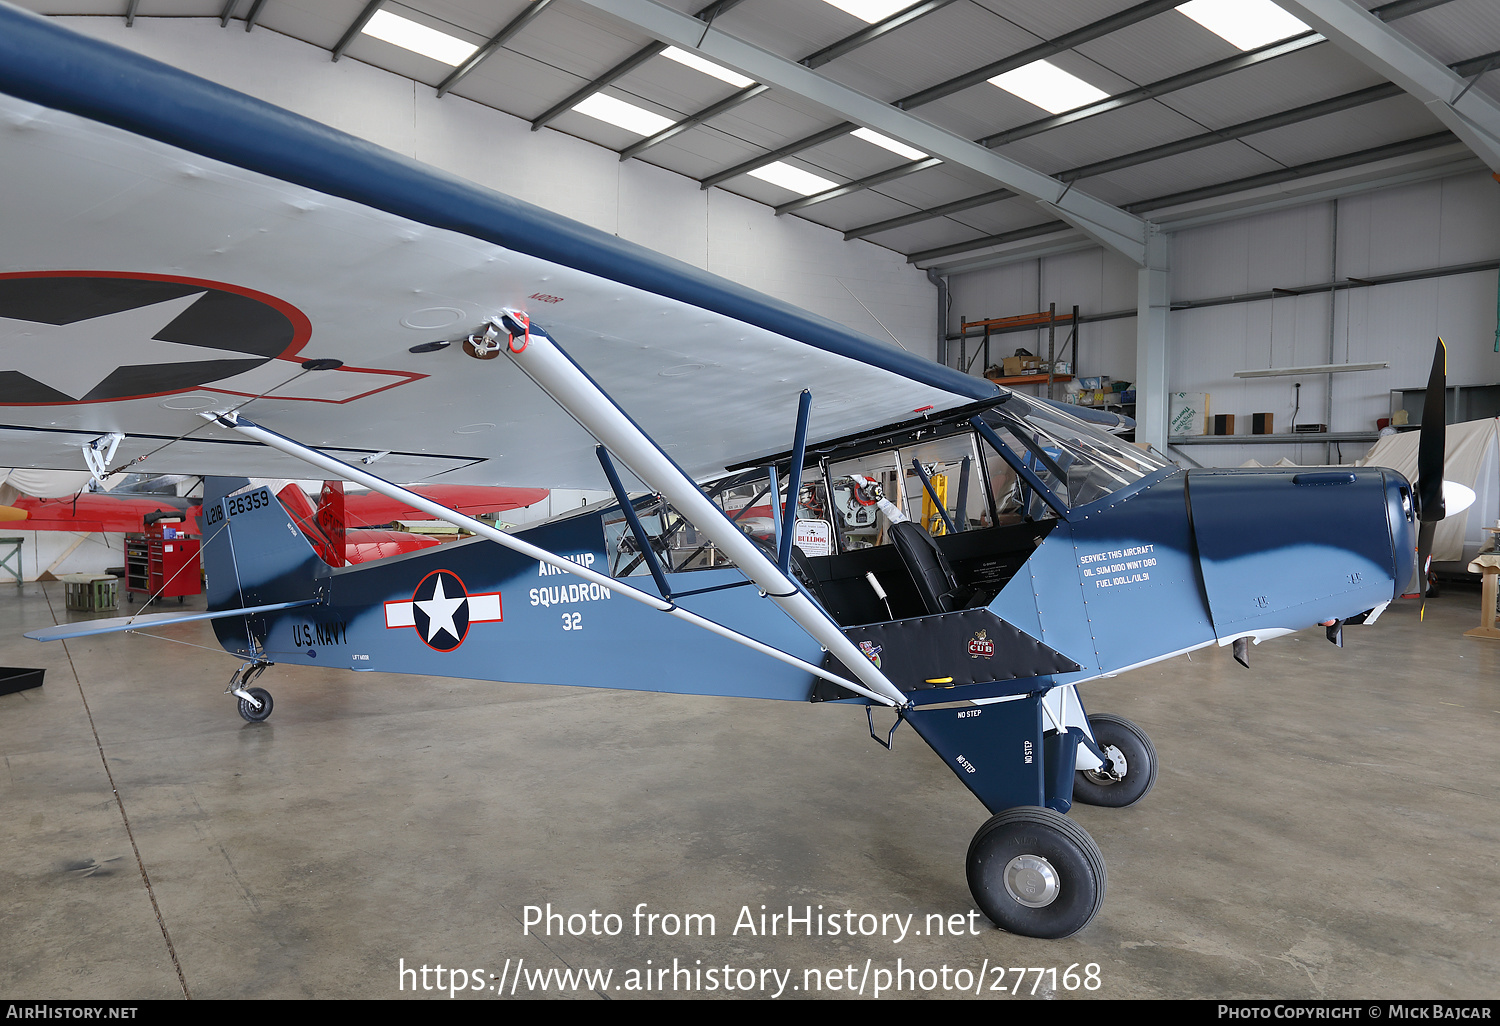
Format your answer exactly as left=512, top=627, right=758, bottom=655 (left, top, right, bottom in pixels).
left=967, top=806, right=1106, bottom=939
left=237, top=687, right=273, bottom=723
left=1073, top=713, right=1157, bottom=808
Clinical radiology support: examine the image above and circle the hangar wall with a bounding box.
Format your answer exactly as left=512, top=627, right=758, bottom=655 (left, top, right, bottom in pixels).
left=54, top=15, right=938, bottom=362
left=949, top=172, right=1500, bottom=467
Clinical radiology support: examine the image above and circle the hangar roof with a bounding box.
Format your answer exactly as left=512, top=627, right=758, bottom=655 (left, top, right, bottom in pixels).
left=16, top=1, right=1500, bottom=271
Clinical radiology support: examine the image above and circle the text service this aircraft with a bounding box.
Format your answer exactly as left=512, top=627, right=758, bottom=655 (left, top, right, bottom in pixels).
left=1, top=7, right=1452, bottom=939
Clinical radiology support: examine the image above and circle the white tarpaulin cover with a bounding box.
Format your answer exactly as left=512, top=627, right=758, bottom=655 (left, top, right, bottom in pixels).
left=1359, top=419, right=1500, bottom=564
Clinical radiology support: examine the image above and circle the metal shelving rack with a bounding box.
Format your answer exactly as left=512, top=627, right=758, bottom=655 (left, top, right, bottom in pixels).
left=956, top=304, right=1078, bottom=400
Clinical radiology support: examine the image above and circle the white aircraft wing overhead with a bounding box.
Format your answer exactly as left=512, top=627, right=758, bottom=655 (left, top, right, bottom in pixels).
left=0, top=6, right=996, bottom=490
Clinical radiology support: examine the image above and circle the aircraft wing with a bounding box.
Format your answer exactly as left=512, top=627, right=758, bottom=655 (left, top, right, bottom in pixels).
left=343, top=486, right=551, bottom=525
left=0, top=7, right=995, bottom=491
left=9, top=493, right=199, bottom=533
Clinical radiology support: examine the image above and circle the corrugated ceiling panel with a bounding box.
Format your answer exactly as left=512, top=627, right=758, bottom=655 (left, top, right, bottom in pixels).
left=397, top=0, right=534, bottom=33
left=499, top=2, right=655, bottom=80
left=990, top=100, right=1209, bottom=176
left=1158, top=43, right=1391, bottom=129
left=612, top=54, right=748, bottom=117
left=1083, top=140, right=1286, bottom=204
left=872, top=163, right=1012, bottom=208
left=714, top=0, right=866, bottom=62
left=814, top=2, right=1047, bottom=107
left=792, top=132, right=923, bottom=184
left=339, top=35, right=484, bottom=91
left=1073, top=9, right=1244, bottom=85
left=707, top=92, right=847, bottom=151
left=1241, top=96, right=1450, bottom=168
left=639, top=132, right=775, bottom=181
left=450, top=51, right=604, bottom=124
left=857, top=218, right=993, bottom=254
left=254, top=0, right=374, bottom=51
left=785, top=191, right=920, bottom=233
left=946, top=198, right=1055, bottom=236
left=1383, top=0, right=1500, bottom=67
left=908, top=49, right=1152, bottom=147
left=971, top=0, right=1153, bottom=41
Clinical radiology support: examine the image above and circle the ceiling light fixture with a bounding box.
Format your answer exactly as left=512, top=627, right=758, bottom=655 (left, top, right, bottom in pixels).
left=988, top=59, right=1109, bottom=114
left=747, top=161, right=839, bottom=195
left=1176, top=0, right=1311, bottom=51
left=660, top=46, right=755, bottom=88
left=1234, top=362, right=1389, bottom=378
left=361, top=9, right=478, bottom=66
left=571, top=93, right=676, bottom=136
left=851, top=127, right=928, bottom=161
left=821, top=0, right=915, bottom=23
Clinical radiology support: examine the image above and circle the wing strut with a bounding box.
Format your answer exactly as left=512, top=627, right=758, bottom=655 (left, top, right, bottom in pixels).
left=495, top=315, right=909, bottom=709
left=202, top=412, right=901, bottom=708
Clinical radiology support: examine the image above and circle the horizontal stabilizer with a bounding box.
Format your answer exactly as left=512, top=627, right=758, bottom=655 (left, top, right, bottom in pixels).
left=25, top=599, right=319, bottom=643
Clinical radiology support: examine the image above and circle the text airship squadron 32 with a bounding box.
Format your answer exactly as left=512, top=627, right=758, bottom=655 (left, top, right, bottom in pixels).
left=1, top=6, right=1462, bottom=938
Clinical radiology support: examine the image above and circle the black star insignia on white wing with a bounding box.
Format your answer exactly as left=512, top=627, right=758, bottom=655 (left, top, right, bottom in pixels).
left=0, top=274, right=299, bottom=404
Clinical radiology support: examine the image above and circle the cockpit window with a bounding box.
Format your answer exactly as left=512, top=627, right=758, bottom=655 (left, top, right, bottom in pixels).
left=981, top=394, right=1168, bottom=517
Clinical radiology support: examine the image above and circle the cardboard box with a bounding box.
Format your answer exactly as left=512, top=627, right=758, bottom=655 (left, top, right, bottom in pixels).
left=1169, top=392, right=1210, bottom=435
left=1001, top=356, right=1024, bottom=377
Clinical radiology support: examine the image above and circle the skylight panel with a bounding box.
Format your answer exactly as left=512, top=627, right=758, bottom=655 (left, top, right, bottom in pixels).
left=988, top=60, right=1109, bottom=115
left=822, top=0, right=914, bottom=24
left=362, top=9, right=478, bottom=67
left=747, top=162, right=839, bottom=196
left=1176, top=0, right=1310, bottom=51
left=851, top=128, right=928, bottom=161
left=660, top=47, right=755, bottom=88
left=572, top=93, right=676, bottom=137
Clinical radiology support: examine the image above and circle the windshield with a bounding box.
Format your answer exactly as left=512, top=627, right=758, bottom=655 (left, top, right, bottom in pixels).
left=982, top=393, right=1169, bottom=516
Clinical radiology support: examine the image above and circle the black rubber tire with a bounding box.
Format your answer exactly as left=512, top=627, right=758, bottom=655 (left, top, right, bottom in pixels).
left=237, top=687, right=273, bottom=723
left=1072, top=713, right=1157, bottom=808
left=966, top=806, right=1106, bottom=939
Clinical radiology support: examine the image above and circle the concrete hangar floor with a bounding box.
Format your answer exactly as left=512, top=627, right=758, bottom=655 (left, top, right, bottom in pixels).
left=1, top=579, right=1495, bottom=1001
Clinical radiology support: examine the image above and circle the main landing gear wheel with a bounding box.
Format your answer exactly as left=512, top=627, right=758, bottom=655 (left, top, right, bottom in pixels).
left=237, top=687, right=273, bottom=723
left=967, top=807, right=1106, bottom=939
left=1072, top=713, right=1157, bottom=809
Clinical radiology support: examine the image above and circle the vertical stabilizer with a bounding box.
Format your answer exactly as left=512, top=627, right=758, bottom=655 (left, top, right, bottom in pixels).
left=202, top=477, right=323, bottom=613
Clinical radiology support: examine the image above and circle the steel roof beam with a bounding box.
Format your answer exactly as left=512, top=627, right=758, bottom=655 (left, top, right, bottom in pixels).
left=908, top=221, right=1069, bottom=264
left=1127, top=130, right=1457, bottom=212
left=244, top=0, right=268, bottom=32
left=1277, top=0, right=1500, bottom=169
left=909, top=131, right=1463, bottom=266
left=701, top=123, right=857, bottom=189
left=699, top=0, right=1454, bottom=217
left=790, top=35, right=1323, bottom=218
left=437, top=0, right=557, bottom=98
left=800, top=0, right=957, bottom=70
left=844, top=46, right=1495, bottom=242
left=572, top=0, right=1149, bottom=263
left=844, top=188, right=1014, bottom=241
left=698, top=0, right=1180, bottom=192
left=775, top=156, right=944, bottom=215
left=220, top=1, right=238, bottom=28
left=332, top=0, right=384, bottom=63
left=620, top=83, right=768, bottom=160
left=611, top=1, right=958, bottom=175
left=894, top=0, right=1183, bottom=111
left=529, top=0, right=747, bottom=133
left=125, top=0, right=140, bottom=28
